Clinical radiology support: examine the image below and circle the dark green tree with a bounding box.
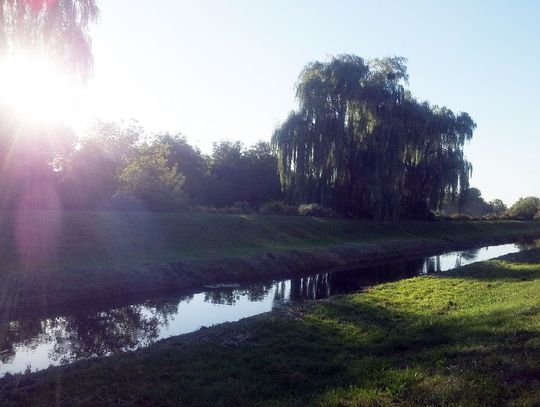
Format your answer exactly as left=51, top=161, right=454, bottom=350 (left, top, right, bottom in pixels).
left=204, top=141, right=245, bottom=207
left=273, top=55, right=475, bottom=220
left=59, top=121, right=140, bottom=209
left=203, top=140, right=281, bottom=208
left=442, top=187, right=490, bottom=216
left=155, top=134, right=209, bottom=203
left=243, top=141, right=281, bottom=206
left=488, top=199, right=507, bottom=215
left=118, top=143, right=186, bottom=212
left=508, top=197, right=540, bottom=220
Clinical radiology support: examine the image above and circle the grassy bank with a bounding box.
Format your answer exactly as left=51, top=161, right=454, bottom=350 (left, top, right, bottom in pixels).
left=2, top=211, right=540, bottom=314
left=1, top=248, right=539, bottom=406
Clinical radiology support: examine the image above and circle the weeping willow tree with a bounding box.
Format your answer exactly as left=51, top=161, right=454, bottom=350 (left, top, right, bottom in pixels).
left=0, top=0, right=98, bottom=210
left=0, top=0, right=98, bottom=78
left=272, top=55, right=475, bottom=221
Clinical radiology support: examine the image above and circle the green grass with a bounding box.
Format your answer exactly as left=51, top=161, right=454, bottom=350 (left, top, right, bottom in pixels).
left=2, top=210, right=540, bottom=313
left=1, top=248, right=539, bottom=406
left=2, top=211, right=540, bottom=270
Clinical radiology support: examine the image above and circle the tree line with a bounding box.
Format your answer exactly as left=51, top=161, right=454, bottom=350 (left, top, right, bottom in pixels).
left=438, top=188, right=540, bottom=220
left=0, top=118, right=282, bottom=212
left=0, top=52, right=532, bottom=220
left=0, top=4, right=534, bottom=221
left=0, top=111, right=526, bottom=220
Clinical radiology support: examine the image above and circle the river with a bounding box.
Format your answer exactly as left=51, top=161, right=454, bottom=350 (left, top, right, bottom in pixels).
left=0, top=241, right=536, bottom=376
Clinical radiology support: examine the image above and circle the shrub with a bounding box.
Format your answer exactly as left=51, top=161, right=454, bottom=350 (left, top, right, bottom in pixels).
left=297, top=203, right=337, bottom=217
left=509, top=197, right=540, bottom=220
left=232, top=201, right=253, bottom=214
left=259, top=201, right=298, bottom=215
left=432, top=211, right=451, bottom=221
left=193, top=205, right=243, bottom=214
left=449, top=213, right=473, bottom=221
left=481, top=214, right=504, bottom=221
left=118, top=143, right=187, bottom=212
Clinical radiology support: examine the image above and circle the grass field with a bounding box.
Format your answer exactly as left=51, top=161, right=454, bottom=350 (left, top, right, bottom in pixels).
left=2, top=211, right=540, bottom=314
left=1, top=248, right=539, bottom=406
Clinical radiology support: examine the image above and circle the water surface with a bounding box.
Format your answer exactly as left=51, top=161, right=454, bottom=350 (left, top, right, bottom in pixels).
left=0, top=241, right=536, bottom=376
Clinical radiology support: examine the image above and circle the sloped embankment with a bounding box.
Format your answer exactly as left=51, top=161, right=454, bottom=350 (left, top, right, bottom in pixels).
left=1, top=211, right=540, bottom=314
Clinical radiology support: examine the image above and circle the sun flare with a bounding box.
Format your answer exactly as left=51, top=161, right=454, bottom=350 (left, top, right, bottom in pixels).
left=0, top=53, right=82, bottom=126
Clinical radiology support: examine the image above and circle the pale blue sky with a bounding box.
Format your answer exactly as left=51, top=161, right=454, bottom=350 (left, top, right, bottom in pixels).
left=88, top=0, right=540, bottom=205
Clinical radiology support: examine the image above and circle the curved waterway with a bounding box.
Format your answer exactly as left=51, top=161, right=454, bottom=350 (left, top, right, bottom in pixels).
left=1, top=241, right=537, bottom=376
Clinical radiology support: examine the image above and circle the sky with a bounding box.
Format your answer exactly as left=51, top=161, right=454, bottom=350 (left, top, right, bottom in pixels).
left=85, top=0, right=540, bottom=205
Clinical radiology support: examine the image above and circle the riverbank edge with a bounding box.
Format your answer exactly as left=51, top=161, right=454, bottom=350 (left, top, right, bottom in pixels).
left=1, top=248, right=540, bottom=406
left=3, top=221, right=540, bottom=317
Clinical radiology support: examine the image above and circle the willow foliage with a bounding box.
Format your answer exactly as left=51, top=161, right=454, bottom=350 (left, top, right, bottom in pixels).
left=272, top=55, right=475, bottom=220
left=0, top=0, right=98, bottom=78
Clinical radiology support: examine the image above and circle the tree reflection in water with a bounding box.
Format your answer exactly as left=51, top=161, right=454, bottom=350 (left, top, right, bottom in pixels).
left=1, top=242, right=536, bottom=374
left=288, top=258, right=425, bottom=302
left=50, top=307, right=159, bottom=364
left=0, top=296, right=191, bottom=367
left=422, top=249, right=482, bottom=274
left=203, top=283, right=274, bottom=305
left=1, top=319, right=45, bottom=364
left=273, top=281, right=287, bottom=305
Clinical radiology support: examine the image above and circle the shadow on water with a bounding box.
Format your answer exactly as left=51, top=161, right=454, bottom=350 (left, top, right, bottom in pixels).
left=0, top=240, right=538, bottom=376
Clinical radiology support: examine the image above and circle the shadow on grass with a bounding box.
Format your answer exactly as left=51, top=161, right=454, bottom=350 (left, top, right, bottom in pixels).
left=1, top=281, right=539, bottom=407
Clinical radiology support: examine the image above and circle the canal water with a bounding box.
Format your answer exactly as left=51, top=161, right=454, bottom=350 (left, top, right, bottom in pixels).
left=0, top=241, right=536, bottom=376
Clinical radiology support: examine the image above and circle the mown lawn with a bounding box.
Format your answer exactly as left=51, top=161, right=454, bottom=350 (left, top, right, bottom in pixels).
left=1, top=249, right=539, bottom=406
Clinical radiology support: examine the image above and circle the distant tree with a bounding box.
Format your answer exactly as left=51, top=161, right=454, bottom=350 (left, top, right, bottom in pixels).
left=460, top=188, right=490, bottom=216
left=155, top=134, right=208, bottom=203
left=59, top=121, right=140, bottom=209
left=203, top=140, right=281, bottom=208
left=243, top=141, right=281, bottom=206
left=442, top=187, right=501, bottom=217
left=60, top=129, right=280, bottom=212
left=488, top=199, right=507, bottom=215
left=204, top=141, right=245, bottom=207
left=508, top=197, right=540, bottom=220
left=118, top=143, right=186, bottom=211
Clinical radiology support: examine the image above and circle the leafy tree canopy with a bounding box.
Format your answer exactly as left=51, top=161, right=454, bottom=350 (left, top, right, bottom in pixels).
left=509, top=196, right=540, bottom=220
left=273, top=55, right=475, bottom=220
left=488, top=199, right=507, bottom=215
left=0, top=0, right=98, bottom=78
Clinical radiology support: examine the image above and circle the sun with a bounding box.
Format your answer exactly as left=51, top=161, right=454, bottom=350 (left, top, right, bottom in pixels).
left=0, top=52, right=82, bottom=127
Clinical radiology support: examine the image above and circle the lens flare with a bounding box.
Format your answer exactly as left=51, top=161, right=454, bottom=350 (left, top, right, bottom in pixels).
left=0, top=53, right=81, bottom=126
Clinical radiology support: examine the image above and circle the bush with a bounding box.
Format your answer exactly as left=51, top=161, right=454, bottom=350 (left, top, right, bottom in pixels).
left=193, top=202, right=253, bottom=215
left=232, top=201, right=253, bottom=214
left=508, top=197, right=540, bottom=220
left=432, top=211, right=451, bottom=221
left=481, top=214, right=504, bottom=221
left=449, top=213, right=473, bottom=221
left=259, top=201, right=298, bottom=215
left=118, top=143, right=187, bottom=212
left=193, top=205, right=243, bottom=214
left=297, top=203, right=337, bottom=217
